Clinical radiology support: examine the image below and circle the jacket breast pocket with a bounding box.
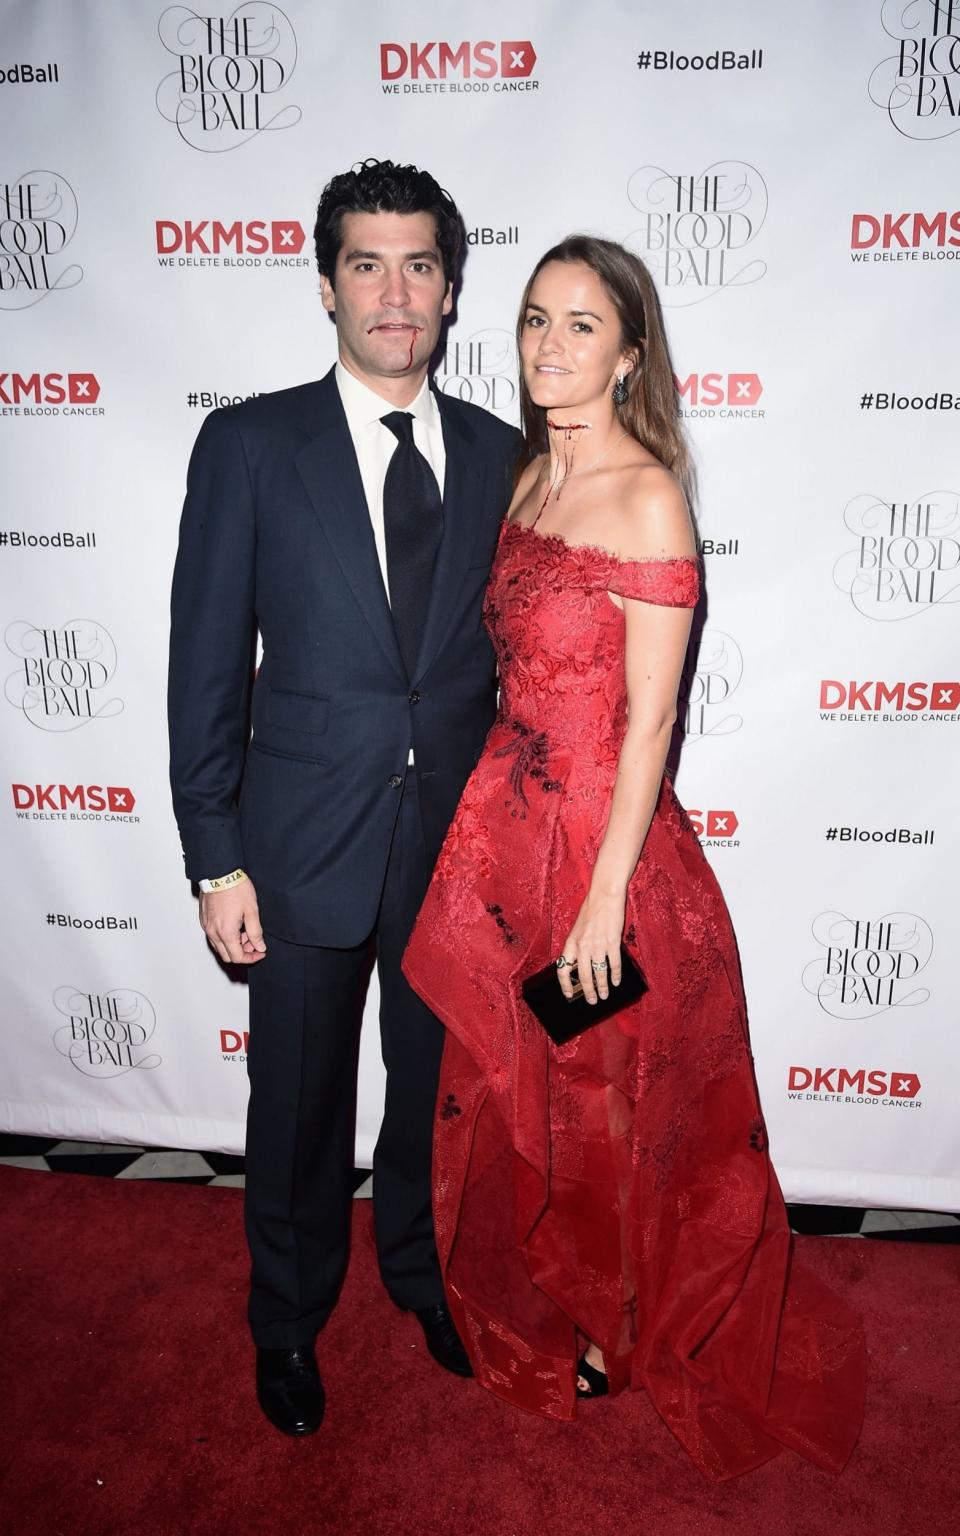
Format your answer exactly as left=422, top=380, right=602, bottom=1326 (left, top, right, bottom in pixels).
left=265, top=686, right=330, bottom=735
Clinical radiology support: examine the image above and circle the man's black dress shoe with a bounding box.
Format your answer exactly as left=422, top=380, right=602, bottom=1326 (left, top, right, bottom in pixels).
left=255, top=1344, right=325, bottom=1435
left=410, top=1304, right=474, bottom=1377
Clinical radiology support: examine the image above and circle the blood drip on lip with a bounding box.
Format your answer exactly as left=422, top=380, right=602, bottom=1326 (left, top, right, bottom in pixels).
left=365, top=323, right=423, bottom=369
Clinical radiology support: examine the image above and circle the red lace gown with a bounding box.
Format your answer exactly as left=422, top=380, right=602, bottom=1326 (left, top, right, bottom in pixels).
left=401, top=519, right=865, bottom=1480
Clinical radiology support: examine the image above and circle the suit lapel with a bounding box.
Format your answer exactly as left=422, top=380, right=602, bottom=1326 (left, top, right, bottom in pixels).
left=411, top=388, right=485, bottom=686
left=293, top=371, right=406, bottom=682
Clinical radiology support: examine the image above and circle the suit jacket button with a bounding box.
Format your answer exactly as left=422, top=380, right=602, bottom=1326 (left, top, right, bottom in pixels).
left=388, top=773, right=403, bottom=788
left=409, top=690, right=421, bottom=704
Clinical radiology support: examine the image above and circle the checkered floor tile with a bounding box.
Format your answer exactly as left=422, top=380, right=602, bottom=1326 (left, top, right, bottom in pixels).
left=0, top=1134, right=372, bottom=1194
left=0, top=1133, right=956, bottom=1239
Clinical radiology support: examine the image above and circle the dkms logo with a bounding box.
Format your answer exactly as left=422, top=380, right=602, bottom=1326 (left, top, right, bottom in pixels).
left=220, top=1027, right=249, bottom=1063
left=379, top=39, right=538, bottom=94
left=687, top=808, right=740, bottom=847
left=155, top=217, right=306, bottom=269
left=675, top=370, right=764, bottom=419
left=787, top=1064, right=922, bottom=1105
left=819, top=678, right=960, bottom=717
left=868, top=0, right=960, bottom=139
left=157, top=4, right=301, bottom=151
left=626, top=163, right=767, bottom=306
left=12, top=783, right=137, bottom=821
left=0, top=370, right=101, bottom=419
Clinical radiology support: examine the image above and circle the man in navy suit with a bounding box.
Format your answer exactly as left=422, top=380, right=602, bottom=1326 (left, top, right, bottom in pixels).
left=168, top=160, right=520, bottom=1435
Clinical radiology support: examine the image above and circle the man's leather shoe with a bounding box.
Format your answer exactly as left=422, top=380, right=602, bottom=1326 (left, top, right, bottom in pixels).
left=255, top=1344, right=325, bottom=1435
left=411, top=1304, right=473, bottom=1377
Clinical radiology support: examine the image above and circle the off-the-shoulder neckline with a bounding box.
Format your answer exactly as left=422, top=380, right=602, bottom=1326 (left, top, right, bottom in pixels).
left=504, top=518, right=699, bottom=568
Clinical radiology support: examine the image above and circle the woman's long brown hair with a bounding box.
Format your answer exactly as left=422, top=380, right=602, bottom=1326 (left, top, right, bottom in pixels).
left=515, top=235, right=691, bottom=496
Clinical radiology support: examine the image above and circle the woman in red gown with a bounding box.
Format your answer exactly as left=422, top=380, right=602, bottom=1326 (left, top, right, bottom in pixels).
left=401, top=236, right=865, bottom=1480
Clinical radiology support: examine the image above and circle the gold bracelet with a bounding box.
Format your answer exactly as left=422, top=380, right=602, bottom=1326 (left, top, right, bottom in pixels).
left=200, top=868, right=247, bottom=893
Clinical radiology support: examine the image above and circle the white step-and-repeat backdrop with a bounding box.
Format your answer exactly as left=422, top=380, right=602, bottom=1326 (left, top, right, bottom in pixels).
left=2, top=1, right=958, bottom=1210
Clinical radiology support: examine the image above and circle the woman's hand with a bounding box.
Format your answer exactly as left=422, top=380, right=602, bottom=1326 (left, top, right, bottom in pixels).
left=558, top=889, right=626, bottom=1004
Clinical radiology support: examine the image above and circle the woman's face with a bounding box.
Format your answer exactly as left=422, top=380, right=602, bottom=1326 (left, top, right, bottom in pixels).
left=520, top=260, right=633, bottom=413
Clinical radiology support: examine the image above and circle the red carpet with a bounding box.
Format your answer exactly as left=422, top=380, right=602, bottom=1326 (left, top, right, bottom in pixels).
left=0, top=1166, right=955, bottom=1536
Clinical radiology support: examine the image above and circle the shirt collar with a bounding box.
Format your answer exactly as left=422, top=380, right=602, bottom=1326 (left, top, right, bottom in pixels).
left=335, top=359, right=439, bottom=434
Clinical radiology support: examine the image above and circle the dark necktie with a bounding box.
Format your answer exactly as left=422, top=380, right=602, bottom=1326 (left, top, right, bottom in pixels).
left=380, top=411, right=444, bottom=680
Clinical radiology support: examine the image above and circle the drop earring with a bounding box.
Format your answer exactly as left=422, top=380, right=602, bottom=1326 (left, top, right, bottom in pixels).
left=612, top=372, right=629, bottom=406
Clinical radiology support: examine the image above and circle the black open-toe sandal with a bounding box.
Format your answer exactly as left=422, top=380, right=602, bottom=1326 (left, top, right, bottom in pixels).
left=576, top=1353, right=609, bottom=1398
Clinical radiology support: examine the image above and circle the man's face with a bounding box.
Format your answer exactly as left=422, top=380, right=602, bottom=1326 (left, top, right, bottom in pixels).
left=320, top=210, right=453, bottom=386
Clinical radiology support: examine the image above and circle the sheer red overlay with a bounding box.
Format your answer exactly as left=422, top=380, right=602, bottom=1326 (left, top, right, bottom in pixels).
left=402, top=519, right=865, bottom=1479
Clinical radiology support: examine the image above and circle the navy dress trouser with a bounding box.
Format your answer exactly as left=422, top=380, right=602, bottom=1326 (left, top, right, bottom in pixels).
left=244, top=775, right=445, bottom=1347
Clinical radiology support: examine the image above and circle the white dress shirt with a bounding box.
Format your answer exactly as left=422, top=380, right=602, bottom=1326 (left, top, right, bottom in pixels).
left=335, top=360, right=446, bottom=603
left=335, top=361, right=446, bottom=766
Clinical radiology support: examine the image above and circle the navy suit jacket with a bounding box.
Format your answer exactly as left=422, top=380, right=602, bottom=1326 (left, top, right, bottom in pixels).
left=168, top=366, right=521, bottom=947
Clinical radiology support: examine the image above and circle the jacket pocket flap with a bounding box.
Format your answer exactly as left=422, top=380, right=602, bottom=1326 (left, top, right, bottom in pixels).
left=265, top=687, right=329, bottom=735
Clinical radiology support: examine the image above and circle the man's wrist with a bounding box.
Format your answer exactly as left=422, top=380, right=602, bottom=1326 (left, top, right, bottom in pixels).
left=199, top=868, right=248, bottom=893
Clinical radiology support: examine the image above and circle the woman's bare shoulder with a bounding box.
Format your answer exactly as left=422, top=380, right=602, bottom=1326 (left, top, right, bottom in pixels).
left=607, top=460, right=696, bottom=561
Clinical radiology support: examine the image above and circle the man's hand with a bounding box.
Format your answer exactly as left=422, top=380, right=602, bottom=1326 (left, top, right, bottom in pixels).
left=200, top=878, right=267, bottom=965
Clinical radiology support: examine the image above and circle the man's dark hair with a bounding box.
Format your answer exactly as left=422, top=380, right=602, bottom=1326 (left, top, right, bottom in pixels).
left=313, top=158, right=464, bottom=289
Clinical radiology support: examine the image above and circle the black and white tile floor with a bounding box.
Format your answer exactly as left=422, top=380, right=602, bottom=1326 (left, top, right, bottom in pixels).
left=0, top=1133, right=376, bottom=1194
left=1, top=1132, right=956, bottom=1242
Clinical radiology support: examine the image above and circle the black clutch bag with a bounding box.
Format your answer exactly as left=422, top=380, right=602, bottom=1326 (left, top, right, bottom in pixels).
left=521, top=944, right=648, bottom=1046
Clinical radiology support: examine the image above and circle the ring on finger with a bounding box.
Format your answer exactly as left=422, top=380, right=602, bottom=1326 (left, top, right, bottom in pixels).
left=590, top=959, right=609, bottom=972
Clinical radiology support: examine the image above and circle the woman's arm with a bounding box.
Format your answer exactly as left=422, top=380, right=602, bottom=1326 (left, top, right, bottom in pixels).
left=558, top=469, right=696, bottom=1004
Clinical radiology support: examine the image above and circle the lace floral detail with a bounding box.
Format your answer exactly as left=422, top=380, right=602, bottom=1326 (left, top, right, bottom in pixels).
left=673, top=953, right=717, bottom=1014
left=633, top=1108, right=689, bottom=1189
left=485, top=902, right=521, bottom=947
left=432, top=775, right=496, bottom=882
left=501, top=522, right=701, bottom=608
left=748, top=1116, right=767, bottom=1153
left=483, top=523, right=698, bottom=740
left=661, top=793, right=697, bottom=843
left=492, top=721, right=562, bottom=817
left=628, top=1033, right=687, bottom=1094
left=676, top=895, right=709, bottom=947
left=701, top=1016, right=749, bottom=1080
